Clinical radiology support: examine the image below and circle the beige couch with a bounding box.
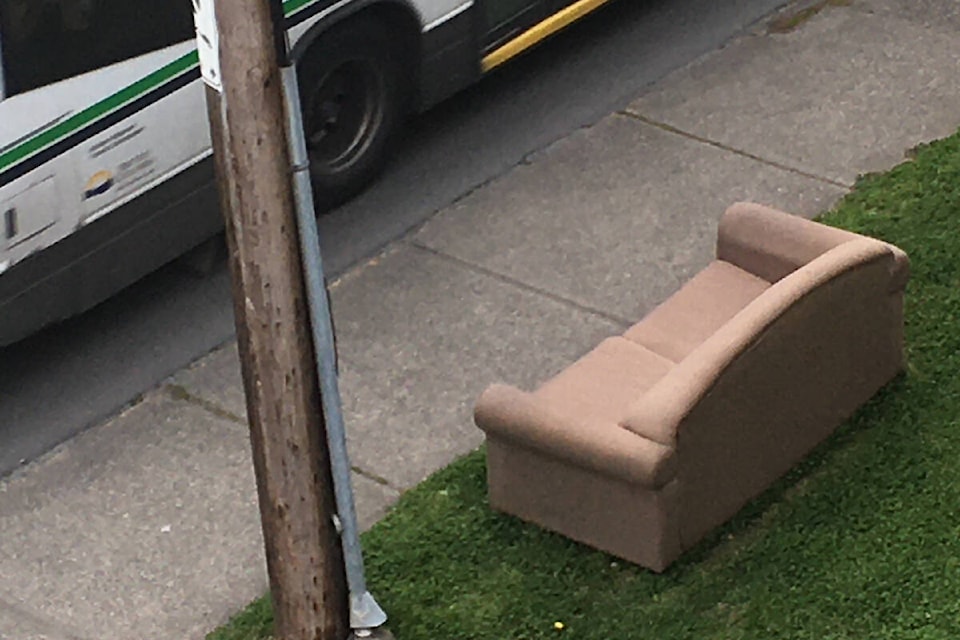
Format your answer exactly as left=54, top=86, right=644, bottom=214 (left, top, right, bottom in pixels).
left=474, top=202, right=909, bottom=572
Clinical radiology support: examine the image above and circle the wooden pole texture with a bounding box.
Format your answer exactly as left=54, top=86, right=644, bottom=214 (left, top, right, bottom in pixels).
left=201, top=0, right=349, bottom=637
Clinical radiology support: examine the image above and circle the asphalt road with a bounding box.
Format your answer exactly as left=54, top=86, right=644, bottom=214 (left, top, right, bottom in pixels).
left=0, top=0, right=791, bottom=476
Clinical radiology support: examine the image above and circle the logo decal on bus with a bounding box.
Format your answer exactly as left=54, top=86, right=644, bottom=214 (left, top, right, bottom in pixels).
left=83, top=170, right=114, bottom=199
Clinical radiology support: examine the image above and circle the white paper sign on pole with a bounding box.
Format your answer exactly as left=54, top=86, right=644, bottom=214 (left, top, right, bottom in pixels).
left=192, top=0, right=222, bottom=92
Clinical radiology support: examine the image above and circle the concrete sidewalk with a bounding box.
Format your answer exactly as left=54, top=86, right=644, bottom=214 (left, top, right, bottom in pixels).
left=3, top=1, right=960, bottom=638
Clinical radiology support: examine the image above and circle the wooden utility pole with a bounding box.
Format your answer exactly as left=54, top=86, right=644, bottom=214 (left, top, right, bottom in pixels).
left=195, top=1, right=348, bottom=638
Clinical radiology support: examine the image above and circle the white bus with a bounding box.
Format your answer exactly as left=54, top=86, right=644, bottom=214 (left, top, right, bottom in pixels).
left=0, top=0, right=611, bottom=345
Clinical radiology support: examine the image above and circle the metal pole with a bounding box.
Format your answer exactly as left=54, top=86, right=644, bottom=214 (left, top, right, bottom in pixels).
left=271, top=6, right=390, bottom=635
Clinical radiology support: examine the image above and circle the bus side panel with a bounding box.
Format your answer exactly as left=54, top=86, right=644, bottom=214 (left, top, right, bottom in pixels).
left=419, top=1, right=482, bottom=109
left=0, top=157, right=221, bottom=346
left=0, top=41, right=215, bottom=345
left=0, top=167, right=74, bottom=275
left=0, top=43, right=209, bottom=276
left=0, top=92, right=81, bottom=274
left=74, top=44, right=210, bottom=227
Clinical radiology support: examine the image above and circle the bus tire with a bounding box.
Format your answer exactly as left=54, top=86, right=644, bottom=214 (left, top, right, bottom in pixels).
left=296, top=18, right=408, bottom=212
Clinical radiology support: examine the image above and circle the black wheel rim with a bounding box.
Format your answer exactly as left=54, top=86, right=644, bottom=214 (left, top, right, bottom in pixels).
left=305, top=58, right=384, bottom=175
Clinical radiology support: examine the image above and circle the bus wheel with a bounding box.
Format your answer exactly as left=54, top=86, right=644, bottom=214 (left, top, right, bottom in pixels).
left=297, top=20, right=406, bottom=211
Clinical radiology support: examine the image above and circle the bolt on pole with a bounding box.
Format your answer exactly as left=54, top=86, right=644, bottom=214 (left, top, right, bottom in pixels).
left=192, top=0, right=349, bottom=638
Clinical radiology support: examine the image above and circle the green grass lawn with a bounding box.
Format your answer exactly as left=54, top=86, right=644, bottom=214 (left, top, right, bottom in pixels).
left=209, top=131, right=960, bottom=640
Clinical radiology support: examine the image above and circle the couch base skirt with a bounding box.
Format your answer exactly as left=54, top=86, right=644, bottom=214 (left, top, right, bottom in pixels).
left=486, top=437, right=681, bottom=572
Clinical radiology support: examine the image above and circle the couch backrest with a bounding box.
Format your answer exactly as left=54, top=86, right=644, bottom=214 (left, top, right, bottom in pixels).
left=619, top=237, right=900, bottom=446
left=717, top=203, right=865, bottom=282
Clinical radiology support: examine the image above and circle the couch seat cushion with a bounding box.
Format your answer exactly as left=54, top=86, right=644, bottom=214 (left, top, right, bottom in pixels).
left=624, top=260, right=771, bottom=362
left=534, top=337, right=674, bottom=426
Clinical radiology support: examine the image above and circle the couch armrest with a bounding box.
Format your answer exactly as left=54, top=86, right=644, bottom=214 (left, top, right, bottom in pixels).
left=885, top=243, right=910, bottom=293
left=474, top=384, right=677, bottom=489
left=717, top=202, right=864, bottom=282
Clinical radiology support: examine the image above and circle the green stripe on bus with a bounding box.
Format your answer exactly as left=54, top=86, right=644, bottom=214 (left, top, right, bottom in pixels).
left=283, top=0, right=318, bottom=12
left=0, top=0, right=320, bottom=175
left=0, top=51, right=199, bottom=173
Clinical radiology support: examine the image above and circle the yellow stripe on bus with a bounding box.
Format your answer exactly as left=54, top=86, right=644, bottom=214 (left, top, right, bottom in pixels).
left=481, top=0, right=613, bottom=72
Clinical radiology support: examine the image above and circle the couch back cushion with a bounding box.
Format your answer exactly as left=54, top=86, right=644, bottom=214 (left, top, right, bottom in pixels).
left=623, top=260, right=771, bottom=362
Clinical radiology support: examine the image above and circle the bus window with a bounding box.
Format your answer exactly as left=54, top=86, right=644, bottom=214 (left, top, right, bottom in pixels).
left=0, top=0, right=193, bottom=96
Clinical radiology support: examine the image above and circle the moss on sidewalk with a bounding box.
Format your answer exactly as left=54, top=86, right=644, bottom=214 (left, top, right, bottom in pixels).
left=209, top=129, right=960, bottom=640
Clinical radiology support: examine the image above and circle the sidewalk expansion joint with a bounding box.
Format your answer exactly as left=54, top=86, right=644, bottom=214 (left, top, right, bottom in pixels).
left=408, top=241, right=635, bottom=328
left=618, top=110, right=853, bottom=190
left=0, top=594, right=91, bottom=640
left=163, top=383, right=399, bottom=491
left=768, top=0, right=854, bottom=34
left=385, top=128, right=593, bottom=260
left=164, top=383, right=247, bottom=426
left=351, top=465, right=398, bottom=491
